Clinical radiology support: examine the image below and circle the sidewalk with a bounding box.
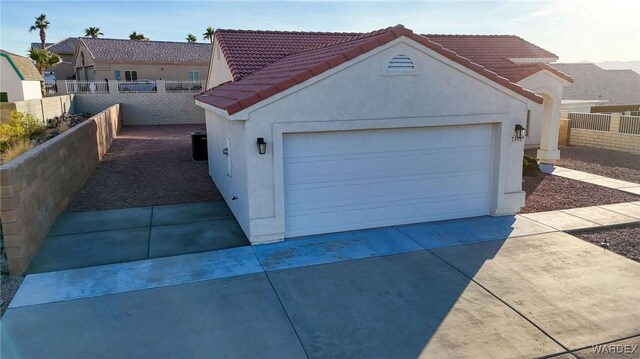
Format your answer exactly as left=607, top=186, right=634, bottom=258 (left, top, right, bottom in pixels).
left=540, top=164, right=640, bottom=195
left=520, top=201, right=640, bottom=231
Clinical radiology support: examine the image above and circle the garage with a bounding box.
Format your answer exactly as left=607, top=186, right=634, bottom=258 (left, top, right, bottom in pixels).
left=283, top=124, right=495, bottom=237
left=196, top=25, right=541, bottom=244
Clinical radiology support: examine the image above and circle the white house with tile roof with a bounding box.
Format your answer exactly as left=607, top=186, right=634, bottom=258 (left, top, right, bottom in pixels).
left=194, top=25, right=573, bottom=244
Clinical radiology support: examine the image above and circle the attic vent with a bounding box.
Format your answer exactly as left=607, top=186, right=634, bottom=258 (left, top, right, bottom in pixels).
left=388, top=55, right=414, bottom=72
left=216, top=46, right=221, bottom=60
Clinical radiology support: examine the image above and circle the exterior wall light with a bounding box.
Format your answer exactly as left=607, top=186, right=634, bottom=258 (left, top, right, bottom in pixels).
left=514, top=124, right=526, bottom=141
left=257, top=138, right=267, bottom=154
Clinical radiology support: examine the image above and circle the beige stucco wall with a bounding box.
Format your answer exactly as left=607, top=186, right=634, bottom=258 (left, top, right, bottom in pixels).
left=93, top=62, right=209, bottom=82
left=0, top=104, right=121, bottom=274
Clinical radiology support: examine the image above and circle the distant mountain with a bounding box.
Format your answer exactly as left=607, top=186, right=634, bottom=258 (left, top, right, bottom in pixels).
left=592, top=60, right=640, bottom=75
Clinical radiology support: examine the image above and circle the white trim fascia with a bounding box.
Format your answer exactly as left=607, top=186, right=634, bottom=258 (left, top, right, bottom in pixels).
left=517, top=69, right=573, bottom=87
left=228, top=37, right=540, bottom=119
left=195, top=99, right=232, bottom=119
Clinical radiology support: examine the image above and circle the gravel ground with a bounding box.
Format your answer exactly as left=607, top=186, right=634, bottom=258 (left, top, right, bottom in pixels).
left=66, top=125, right=222, bottom=212
left=520, top=173, right=640, bottom=213
left=573, top=225, right=640, bottom=263
left=526, top=146, right=640, bottom=183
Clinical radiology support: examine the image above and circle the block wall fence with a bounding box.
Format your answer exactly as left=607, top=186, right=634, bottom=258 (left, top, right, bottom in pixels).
left=558, top=110, right=640, bottom=155
left=0, top=104, right=121, bottom=274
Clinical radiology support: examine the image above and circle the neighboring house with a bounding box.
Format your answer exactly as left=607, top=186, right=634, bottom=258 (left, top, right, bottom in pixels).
left=195, top=25, right=571, bottom=244
left=0, top=49, right=43, bottom=102
left=31, top=38, right=78, bottom=80
left=72, top=38, right=210, bottom=82
left=552, top=63, right=640, bottom=113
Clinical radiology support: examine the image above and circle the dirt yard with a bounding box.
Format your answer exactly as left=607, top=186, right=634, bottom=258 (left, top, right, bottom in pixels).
left=520, top=173, right=640, bottom=213
left=65, top=125, right=222, bottom=212
left=526, top=146, right=640, bottom=183
left=573, top=225, right=640, bottom=263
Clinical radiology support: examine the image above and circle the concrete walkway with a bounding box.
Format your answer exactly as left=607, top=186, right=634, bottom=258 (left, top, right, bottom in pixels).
left=521, top=201, right=640, bottom=231
left=26, top=201, right=249, bottom=274
left=540, top=164, right=640, bottom=195
left=4, top=215, right=640, bottom=358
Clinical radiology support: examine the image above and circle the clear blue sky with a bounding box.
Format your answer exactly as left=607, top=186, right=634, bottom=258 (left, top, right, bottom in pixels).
left=1, top=0, right=638, bottom=63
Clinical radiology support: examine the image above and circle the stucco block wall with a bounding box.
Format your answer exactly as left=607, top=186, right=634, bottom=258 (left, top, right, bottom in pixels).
left=0, top=104, right=121, bottom=274
left=569, top=128, right=640, bottom=155
left=0, top=95, right=76, bottom=123
left=74, top=82, right=204, bottom=125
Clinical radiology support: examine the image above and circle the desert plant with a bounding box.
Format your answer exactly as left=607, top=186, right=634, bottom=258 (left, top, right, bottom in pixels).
left=0, top=111, right=46, bottom=151
left=28, top=14, right=50, bottom=50
left=523, top=155, right=540, bottom=176
left=203, top=27, right=215, bottom=43
left=28, top=48, right=60, bottom=95
left=2, top=140, right=34, bottom=163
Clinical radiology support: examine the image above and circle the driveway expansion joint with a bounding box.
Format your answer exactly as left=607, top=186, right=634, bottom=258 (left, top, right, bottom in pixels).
left=423, top=247, right=576, bottom=357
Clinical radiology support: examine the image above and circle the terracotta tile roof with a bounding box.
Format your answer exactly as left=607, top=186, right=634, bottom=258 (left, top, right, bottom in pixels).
left=423, top=34, right=572, bottom=83
left=196, top=26, right=552, bottom=114
left=79, top=38, right=211, bottom=63
left=551, top=63, right=640, bottom=105
left=0, top=49, right=44, bottom=81
left=215, top=29, right=358, bottom=81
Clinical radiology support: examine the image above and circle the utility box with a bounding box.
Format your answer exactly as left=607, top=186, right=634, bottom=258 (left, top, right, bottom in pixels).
left=191, top=132, right=208, bottom=161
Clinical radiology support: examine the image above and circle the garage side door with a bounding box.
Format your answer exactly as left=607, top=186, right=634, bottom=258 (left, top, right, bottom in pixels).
left=283, top=124, right=494, bottom=238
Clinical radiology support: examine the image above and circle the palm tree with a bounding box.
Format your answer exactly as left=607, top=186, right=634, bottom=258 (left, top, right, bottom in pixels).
left=28, top=14, right=50, bottom=50
left=129, top=31, right=149, bottom=41
left=84, top=27, right=103, bottom=38
left=28, top=48, right=60, bottom=96
left=186, top=34, right=197, bottom=43
left=203, top=27, right=215, bottom=43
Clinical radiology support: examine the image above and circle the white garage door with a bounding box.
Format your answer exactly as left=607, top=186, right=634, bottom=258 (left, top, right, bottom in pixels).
left=283, top=124, right=495, bottom=238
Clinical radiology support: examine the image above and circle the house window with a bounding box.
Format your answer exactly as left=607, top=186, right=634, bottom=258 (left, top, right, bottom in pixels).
left=188, top=71, right=200, bottom=82
left=526, top=110, right=531, bottom=137
left=124, top=70, right=138, bottom=82
left=0, top=92, right=8, bottom=103
left=114, top=70, right=121, bottom=81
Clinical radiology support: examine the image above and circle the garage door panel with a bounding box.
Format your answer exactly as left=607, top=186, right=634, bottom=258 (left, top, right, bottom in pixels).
left=283, top=125, right=494, bottom=237
left=285, top=146, right=492, bottom=185
left=286, top=169, right=492, bottom=212
left=285, top=194, right=490, bottom=237
left=284, top=126, right=493, bottom=157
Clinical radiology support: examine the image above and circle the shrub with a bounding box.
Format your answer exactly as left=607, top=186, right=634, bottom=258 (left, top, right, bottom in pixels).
left=0, top=111, right=46, bottom=152
left=523, top=155, right=540, bottom=176
left=58, top=122, right=70, bottom=134
left=1, top=140, right=34, bottom=163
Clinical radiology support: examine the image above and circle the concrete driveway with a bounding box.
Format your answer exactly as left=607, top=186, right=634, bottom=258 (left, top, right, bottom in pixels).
left=3, top=215, right=639, bottom=358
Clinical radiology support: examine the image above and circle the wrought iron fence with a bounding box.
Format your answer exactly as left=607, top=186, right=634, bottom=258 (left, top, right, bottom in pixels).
left=620, top=116, right=640, bottom=135
left=117, top=80, right=158, bottom=93
left=568, top=112, right=611, bottom=132
left=44, top=80, right=58, bottom=95
left=66, top=80, right=109, bottom=94
left=165, top=81, right=202, bottom=92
